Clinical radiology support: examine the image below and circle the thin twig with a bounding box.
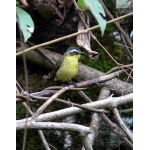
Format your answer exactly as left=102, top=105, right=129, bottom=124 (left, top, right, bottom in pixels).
left=16, top=69, right=130, bottom=104
left=76, top=10, right=120, bottom=65
left=45, top=86, right=87, bottom=91
left=120, top=108, right=133, bottom=113
left=74, top=69, right=128, bottom=88
left=106, top=64, right=133, bottom=74
left=98, top=88, right=133, bottom=149
left=121, top=69, right=133, bottom=95
left=99, top=0, right=133, bottom=48
left=120, top=31, right=133, bottom=59
left=17, top=82, right=51, bottom=150
left=100, top=114, right=133, bottom=148
left=31, top=87, right=69, bottom=120
left=115, top=12, right=133, bottom=59
left=16, top=13, right=133, bottom=57
left=112, top=108, right=133, bottom=142
left=17, top=93, right=110, bottom=114
left=77, top=91, right=92, bottom=102
left=23, top=104, right=52, bottom=150
left=17, top=93, right=133, bottom=123
left=72, top=0, right=133, bottom=80
left=73, top=0, right=125, bottom=66
left=114, top=42, right=133, bottom=50
left=100, top=114, right=125, bottom=137
left=56, top=98, right=110, bottom=114
left=125, top=69, right=133, bottom=83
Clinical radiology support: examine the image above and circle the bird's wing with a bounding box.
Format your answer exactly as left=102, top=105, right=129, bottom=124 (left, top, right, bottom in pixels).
left=49, top=55, right=65, bottom=80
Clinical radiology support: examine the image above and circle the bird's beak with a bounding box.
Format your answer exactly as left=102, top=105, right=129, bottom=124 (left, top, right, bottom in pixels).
left=78, top=51, right=84, bottom=54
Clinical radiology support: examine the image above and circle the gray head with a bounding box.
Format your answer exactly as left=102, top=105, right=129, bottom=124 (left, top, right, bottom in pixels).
left=66, top=47, right=84, bottom=55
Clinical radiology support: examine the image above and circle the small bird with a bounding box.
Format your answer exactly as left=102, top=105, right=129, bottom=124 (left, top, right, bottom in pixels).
left=54, top=47, right=83, bottom=82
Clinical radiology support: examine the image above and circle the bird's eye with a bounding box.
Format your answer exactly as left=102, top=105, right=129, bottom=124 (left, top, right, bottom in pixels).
left=74, top=51, right=78, bottom=55
left=69, top=49, right=79, bottom=55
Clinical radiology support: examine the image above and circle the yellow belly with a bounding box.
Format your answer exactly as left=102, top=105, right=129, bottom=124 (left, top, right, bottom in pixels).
left=55, top=57, right=79, bottom=82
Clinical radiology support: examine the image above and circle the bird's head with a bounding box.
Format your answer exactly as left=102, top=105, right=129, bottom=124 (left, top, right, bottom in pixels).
left=65, top=47, right=84, bottom=59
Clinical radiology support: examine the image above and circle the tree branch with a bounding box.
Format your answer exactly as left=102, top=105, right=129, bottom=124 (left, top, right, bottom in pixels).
left=16, top=13, right=133, bottom=57
left=16, top=121, right=91, bottom=134
left=100, top=114, right=133, bottom=149
left=22, top=103, right=51, bottom=150
left=17, top=93, right=133, bottom=123
left=81, top=87, right=111, bottom=150
left=17, top=44, right=133, bottom=95
left=31, top=87, right=69, bottom=120
left=112, top=108, right=133, bottom=142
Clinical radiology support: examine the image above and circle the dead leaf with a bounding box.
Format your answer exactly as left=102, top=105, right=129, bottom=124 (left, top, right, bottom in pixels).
left=76, top=13, right=99, bottom=59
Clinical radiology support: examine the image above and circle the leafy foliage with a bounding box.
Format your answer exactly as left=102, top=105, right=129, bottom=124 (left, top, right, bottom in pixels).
left=16, top=7, right=34, bottom=42
left=116, top=0, right=128, bottom=8
left=77, top=0, right=88, bottom=11
left=16, top=0, right=19, bottom=5
left=77, top=0, right=106, bottom=36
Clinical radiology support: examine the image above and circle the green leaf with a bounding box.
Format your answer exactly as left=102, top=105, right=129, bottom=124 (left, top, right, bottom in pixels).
left=116, top=0, right=128, bottom=8
left=77, top=0, right=88, bottom=11
left=85, top=0, right=106, bottom=36
left=16, top=0, right=19, bottom=5
left=16, top=7, right=34, bottom=42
